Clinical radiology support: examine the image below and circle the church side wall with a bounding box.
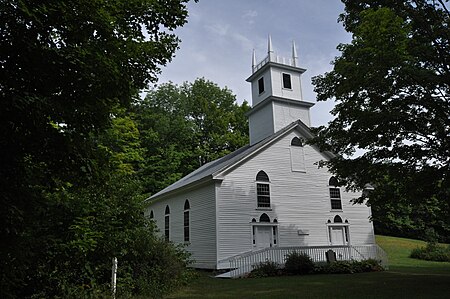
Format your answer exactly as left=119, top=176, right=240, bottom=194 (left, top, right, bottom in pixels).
left=216, top=131, right=375, bottom=261
left=145, top=183, right=217, bottom=269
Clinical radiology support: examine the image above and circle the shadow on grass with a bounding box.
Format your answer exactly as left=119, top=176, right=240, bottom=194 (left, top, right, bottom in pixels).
left=167, top=270, right=450, bottom=299
left=166, top=236, right=450, bottom=299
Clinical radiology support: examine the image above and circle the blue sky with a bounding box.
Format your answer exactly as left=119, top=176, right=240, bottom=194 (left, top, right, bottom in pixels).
left=154, top=0, right=351, bottom=127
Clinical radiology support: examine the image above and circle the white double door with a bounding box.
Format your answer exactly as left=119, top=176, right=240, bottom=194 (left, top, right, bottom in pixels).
left=330, top=226, right=346, bottom=245
left=255, top=226, right=273, bottom=250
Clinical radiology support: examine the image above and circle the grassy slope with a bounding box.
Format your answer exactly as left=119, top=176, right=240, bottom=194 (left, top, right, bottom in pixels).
left=376, top=235, right=450, bottom=274
left=166, top=236, right=450, bottom=299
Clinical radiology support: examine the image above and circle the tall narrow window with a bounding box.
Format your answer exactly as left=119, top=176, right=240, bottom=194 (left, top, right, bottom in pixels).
left=164, top=205, right=170, bottom=241
left=290, top=137, right=305, bottom=172
left=258, top=77, right=265, bottom=94
left=149, top=210, right=154, bottom=219
left=184, top=200, right=190, bottom=242
left=329, top=177, right=342, bottom=210
left=282, top=73, right=292, bottom=89
left=256, top=171, right=270, bottom=208
left=273, top=226, right=277, bottom=245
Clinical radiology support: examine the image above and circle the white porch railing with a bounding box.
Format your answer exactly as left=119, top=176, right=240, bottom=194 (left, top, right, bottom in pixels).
left=217, top=244, right=388, bottom=278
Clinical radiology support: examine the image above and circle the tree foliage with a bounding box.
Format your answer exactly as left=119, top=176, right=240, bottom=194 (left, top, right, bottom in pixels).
left=0, top=0, right=194, bottom=297
left=135, top=78, right=250, bottom=195
left=311, top=0, right=449, bottom=241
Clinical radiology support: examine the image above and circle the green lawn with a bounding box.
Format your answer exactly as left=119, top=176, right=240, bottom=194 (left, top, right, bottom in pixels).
left=166, top=236, right=450, bottom=299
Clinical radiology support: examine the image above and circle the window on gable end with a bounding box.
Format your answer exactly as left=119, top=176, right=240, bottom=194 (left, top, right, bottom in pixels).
left=256, top=171, right=270, bottom=208
left=329, top=177, right=342, bottom=210
left=290, top=137, right=306, bottom=172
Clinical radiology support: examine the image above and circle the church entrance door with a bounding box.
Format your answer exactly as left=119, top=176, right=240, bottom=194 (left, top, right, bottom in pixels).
left=330, top=226, right=345, bottom=245
left=255, top=226, right=272, bottom=249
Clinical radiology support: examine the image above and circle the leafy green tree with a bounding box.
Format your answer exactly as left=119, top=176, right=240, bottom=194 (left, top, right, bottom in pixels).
left=311, top=1, right=449, bottom=241
left=98, top=110, right=145, bottom=175
left=0, top=0, right=193, bottom=297
left=135, top=78, right=250, bottom=195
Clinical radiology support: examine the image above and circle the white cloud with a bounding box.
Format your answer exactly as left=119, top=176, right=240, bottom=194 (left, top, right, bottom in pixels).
left=205, top=23, right=230, bottom=37
left=242, top=10, right=258, bottom=24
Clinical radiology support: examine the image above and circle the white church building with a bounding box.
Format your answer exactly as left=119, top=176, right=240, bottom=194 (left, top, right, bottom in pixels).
left=145, top=38, right=387, bottom=277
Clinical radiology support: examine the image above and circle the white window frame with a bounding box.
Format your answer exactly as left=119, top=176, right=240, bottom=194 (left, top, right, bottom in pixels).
left=290, top=137, right=306, bottom=172
left=256, top=182, right=271, bottom=209
left=329, top=187, right=342, bottom=210
left=258, top=76, right=265, bottom=94
left=183, top=200, right=190, bottom=243
left=282, top=72, right=292, bottom=90
left=164, top=205, right=170, bottom=241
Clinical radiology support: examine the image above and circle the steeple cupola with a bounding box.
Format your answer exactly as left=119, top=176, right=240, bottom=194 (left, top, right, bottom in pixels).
left=247, top=36, right=315, bottom=145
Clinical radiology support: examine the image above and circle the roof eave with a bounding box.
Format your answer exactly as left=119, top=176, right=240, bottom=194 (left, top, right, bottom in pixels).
left=145, top=175, right=222, bottom=204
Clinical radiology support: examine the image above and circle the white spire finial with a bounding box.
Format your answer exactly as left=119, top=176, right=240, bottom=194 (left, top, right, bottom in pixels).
left=268, top=35, right=273, bottom=53
left=268, top=35, right=275, bottom=61
left=252, top=49, right=256, bottom=70
left=292, top=40, right=299, bottom=67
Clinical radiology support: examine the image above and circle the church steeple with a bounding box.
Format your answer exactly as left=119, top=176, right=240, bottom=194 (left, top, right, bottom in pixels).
left=246, top=37, right=315, bottom=145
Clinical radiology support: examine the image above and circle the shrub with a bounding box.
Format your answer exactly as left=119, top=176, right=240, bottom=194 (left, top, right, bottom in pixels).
left=314, top=259, right=384, bottom=274
left=410, top=242, right=450, bottom=262
left=327, top=261, right=354, bottom=274
left=284, top=251, right=315, bottom=275
left=20, top=175, right=194, bottom=299
left=353, top=259, right=384, bottom=272
left=249, top=261, right=280, bottom=278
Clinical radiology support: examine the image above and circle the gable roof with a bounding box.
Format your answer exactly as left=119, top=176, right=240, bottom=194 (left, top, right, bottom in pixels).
left=147, top=120, right=334, bottom=201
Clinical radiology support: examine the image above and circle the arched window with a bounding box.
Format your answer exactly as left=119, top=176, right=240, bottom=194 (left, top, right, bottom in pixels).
left=329, top=177, right=342, bottom=210
left=291, top=137, right=303, bottom=146
left=251, top=218, right=257, bottom=223
left=149, top=210, right=154, bottom=219
left=290, top=137, right=305, bottom=171
left=256, top=170, right=269, bottom=182
left=164, top=205, right=170, bottom=241
left=256, top=171, right=270, bottom=208
left=259, top=213, right=270, bottom=222
left=184, top=200, right=190, bottom=210
left=184, top=200, right=190, bottom=242
left=333, top=215, right=343, bottom=223
left=329, top=176, right=339, bottom=186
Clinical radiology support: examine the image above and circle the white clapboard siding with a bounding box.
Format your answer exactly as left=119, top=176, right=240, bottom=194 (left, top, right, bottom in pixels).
left=273, top=100, right=311, bottom=129
left=216, top=130, right=375, bottom=261
left=249, top=102, right=274, bottom=145
left=269, top=66, right=303, bottom=102
left=146, top=183, right=217, bottom=269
